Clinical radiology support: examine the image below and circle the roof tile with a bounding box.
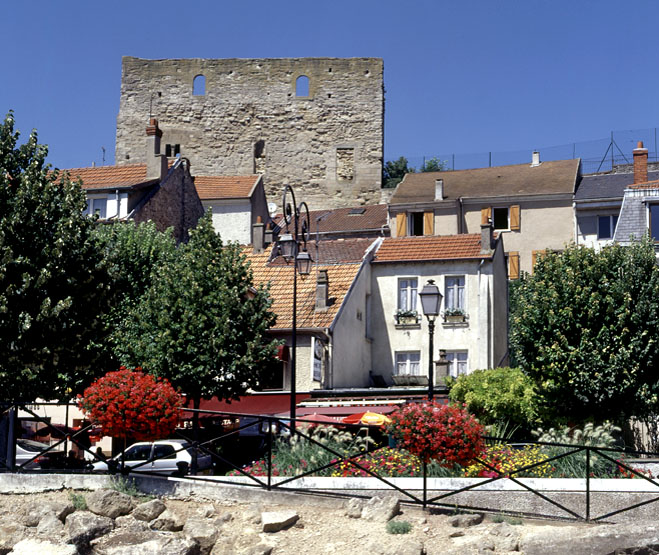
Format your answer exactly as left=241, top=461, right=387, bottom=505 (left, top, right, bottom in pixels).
left=55, top=164, right=152, bottom=189
left=373, top=234, right=491, bottom=263
left=194, top=175, right=259, bottom=200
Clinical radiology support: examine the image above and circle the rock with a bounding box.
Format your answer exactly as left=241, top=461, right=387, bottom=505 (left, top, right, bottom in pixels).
left=23, top=500, right=74, bottom=527
left=196, top=503, right=216, bottom=518
left=0, top=521, right=26, bottom=554
left=244, top=505, right=262, bottom=524
left=448, top=513, right=484, bottom=528
left=89, top=530, right=198, bottom=554
left=86, top=489, right=134, bottom=519
left=213, top=513, right=232, bottom=526
left=261, top=510, right=300, bottom=532
left=150, top=510, right=184, bottom=532
left=115, top=514, right=151, bottom=533
left=241, top=544, right=274, bottom=555
left=521, top=523, right=659, bottom=555
left=36, top=513, right=64, bottom=536
left=383, top=540, right=424, bottom=555
left=345, top=498, right=364, bottom=519
left=183, top=517, right=218, bottom=554
left=449, top=530, right=465, bottom=537
left=488, top=522, right=520, bottom=551
left=9, top=538, right=77, bottom=555
left=132, top=499, right=166, bottom=522
left=65, top=511, right=114, bottom=548
left=361, top=496, right=400, bottom=522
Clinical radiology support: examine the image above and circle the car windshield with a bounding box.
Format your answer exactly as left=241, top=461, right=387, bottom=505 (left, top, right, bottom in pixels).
left=17, top=439, right=47, bottom=452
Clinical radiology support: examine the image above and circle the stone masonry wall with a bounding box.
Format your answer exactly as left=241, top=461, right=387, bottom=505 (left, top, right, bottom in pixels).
left=116, top=57, right=384, bottom=211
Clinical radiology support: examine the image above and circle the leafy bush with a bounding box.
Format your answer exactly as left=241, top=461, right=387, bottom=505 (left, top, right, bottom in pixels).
left=447, top=367, right=538, bottom=431
left=533, top=422, right=622, bottom=477
left=78, top=367, right=182, bottom=440
left=68, top=491, right=87, bottom=510
left=387, top=402, right=484, bottom=465
left=386, top=520, right=412, bottom=534
left=464, top=443, right=552, bottom=478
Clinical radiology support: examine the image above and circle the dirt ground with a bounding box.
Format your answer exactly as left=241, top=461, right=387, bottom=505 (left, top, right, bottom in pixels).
left=0, top=489, right=630, bottom=554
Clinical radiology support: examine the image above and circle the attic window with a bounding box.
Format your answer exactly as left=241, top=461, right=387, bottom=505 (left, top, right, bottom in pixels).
left=165, top=144, right=181, bottom=157
left=193, top=74, right=206, bottom=96
left=349, top=208, right=366, bottom=215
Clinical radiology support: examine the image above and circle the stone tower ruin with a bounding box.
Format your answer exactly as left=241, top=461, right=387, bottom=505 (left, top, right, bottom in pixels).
left=116, top=57, right=384, bottom=210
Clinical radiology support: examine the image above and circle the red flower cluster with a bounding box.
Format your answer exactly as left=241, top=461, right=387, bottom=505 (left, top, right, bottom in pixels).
left=386, top=402, right=485, bottom=465
left=77, top=367, right=182, bottom=441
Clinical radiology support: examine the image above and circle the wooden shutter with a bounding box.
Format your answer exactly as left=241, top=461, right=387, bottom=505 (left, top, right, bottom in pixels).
left=423, top=211, right=434, bottom=235
left=510, top=205, right=520, bottom=231
left=508, top=251, right=520, bottom=280
left=532, top=249, right=546, bottom=272
left=481, top=207, right=492, bottom=225
left=396, top=213, right=407, bottom=237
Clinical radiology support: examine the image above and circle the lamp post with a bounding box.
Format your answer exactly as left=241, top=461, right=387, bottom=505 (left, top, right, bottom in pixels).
left=419, top=279, right=442, bottom=401
left=279, top=185, right=312, bottom=427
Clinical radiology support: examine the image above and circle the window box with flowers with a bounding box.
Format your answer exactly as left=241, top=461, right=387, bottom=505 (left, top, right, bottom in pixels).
left=395, top=309, right=420, bottom=326
left=443, top=307, right=468, bottom=324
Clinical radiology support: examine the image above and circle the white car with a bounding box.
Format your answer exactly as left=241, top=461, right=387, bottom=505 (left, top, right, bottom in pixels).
left=14, top=439, right=50, bottom=469
left=91, top=439, right=212, bottom=475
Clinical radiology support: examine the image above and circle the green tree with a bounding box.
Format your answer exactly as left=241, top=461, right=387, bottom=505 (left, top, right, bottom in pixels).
left=509, top=239, right=659, bottom=423
left=114, top=213, right=280, bottom=415
left=420, top=156, right=448, bottom=172
left=0, top=112, right=111, bottom=401
left=382, top=156, right=415, bottom=188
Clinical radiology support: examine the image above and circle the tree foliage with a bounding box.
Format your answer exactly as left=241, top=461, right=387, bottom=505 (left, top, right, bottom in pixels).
left=114, top=213, right=279, bottom=408
left=382, top=156, right=415, bottom=188
left=447, top=367, right=539, bottom=430
left=509, top=240, right=659, bottom=423
left=0, top=112, right=111, bottom=401
left=419, top=156, right=448, bottom=172
left=78, top=367, right=182, bottom=440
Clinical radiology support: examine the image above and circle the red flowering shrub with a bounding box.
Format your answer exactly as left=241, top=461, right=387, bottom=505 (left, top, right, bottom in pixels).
left=78, top=367, right=182, bottom=441
left=386, top=402, right=485, bottom=465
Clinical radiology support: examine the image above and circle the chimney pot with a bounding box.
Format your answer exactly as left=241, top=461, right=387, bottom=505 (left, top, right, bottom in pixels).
left=252, top=220, right=265, bottom=253
left=145, top=119, right=167, bottom=180
left=435, top=179, right=444, bottom=201
left=316, top=269, right=329, bottom=311
left=634, top=140, right=649, bottom=184
left=481, top=221, right=494, bottom=254
left=531, top=151, right=541, bottom=167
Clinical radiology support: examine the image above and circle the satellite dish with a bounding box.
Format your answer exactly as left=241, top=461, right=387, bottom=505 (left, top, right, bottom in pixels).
left=268, top=202, right=277, bottom=217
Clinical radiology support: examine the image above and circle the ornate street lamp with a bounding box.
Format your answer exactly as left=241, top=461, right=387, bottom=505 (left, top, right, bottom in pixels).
left=419, top=279, right=442, bottom=401
left=280, top=185, right=312, bottom=425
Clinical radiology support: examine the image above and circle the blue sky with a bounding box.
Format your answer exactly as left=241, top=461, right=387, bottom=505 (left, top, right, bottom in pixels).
left=3, top=0, right=658, bottom=171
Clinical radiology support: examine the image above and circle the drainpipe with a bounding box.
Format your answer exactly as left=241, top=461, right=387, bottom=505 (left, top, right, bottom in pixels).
left=573, top=201, right=579, bottom=246
left=477, top=259, right=485, bottom=368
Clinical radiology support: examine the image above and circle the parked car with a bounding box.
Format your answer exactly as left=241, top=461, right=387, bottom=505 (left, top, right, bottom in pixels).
left=14, top=439, right=50, bottom=469
left=91, top=439, right=212, bottom=475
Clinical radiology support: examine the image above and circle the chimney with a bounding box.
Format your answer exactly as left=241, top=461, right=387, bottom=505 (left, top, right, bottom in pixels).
left=315, top=269, right=329, bottom=311
left=481, top=220, right=494, bottom=254
left=146, top=118, right=168, bottom=180
left=434, top=179, right=444, bottom=201
left=634, top=141, right=648, bottom=184
left=252, top=216, right=265, bottom=253
left=531, top=151, right=541, bottom=167
left=264, top=221, right=275, bottom=246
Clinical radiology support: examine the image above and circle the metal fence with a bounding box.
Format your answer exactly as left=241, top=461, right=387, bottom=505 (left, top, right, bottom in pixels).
left=3, top=403, right=659, bottom=522
left=403, top=126, right=659, bottom=175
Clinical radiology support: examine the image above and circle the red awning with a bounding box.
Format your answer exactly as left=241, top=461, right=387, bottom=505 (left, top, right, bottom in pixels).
left=181, top=393, right=311, bottom=418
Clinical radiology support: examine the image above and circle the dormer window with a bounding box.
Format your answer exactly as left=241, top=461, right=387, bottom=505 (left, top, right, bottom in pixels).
left=165, top=144, right=181, bottom=157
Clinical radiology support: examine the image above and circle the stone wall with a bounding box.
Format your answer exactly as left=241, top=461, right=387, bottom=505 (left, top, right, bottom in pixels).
left=116, top=57, right=384, bottom=211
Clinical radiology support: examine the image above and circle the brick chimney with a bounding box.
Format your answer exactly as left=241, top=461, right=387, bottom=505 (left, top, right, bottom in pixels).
left=481, top=220, right=494, bottom=254
left=252, top=216, right=265, bottom=253
left=315, top=269, right=329, bottom=311
left=146, top=118, right=168, bottom=180
left=634, top=141, right=648, bottom=184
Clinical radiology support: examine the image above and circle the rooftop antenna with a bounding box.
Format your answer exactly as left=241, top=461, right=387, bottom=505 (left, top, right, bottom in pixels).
left=101, top=147, right=106, bottom=166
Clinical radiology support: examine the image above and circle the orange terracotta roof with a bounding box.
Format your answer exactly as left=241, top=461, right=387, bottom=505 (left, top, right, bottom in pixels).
left=244, top=249, right=362, bottom=330
left=629, top=180, right=659, bottom=189
left=373, top=234, right=492, bottom=263
left=55, top=164, right=152, bottom=190
left=194, top=175, right=259, bottom=200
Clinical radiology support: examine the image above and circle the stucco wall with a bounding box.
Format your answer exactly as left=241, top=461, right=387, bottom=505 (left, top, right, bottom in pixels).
left=204, top=200, right=252, bottom=244
left=116, top=57, right=384, bottom=211
left=463, top=199, right=574, bottom=274
left=370, top=260, right=499, bottom=383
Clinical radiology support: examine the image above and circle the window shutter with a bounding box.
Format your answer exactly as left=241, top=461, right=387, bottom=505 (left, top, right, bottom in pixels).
left=532, top=249, right=546, bottom=272
left=510, top=205, right=520, bottom=231
left=508, top=251, right=520, bottom=280
left=423, top=211, right=434, bottom=235
left=481, top=207, right=492, bottom=225
left=396, top=213, right=407, bottom=237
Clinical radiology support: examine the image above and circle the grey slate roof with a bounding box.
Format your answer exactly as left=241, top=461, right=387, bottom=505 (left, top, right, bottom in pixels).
left=575, top=171, right=659, bottom=201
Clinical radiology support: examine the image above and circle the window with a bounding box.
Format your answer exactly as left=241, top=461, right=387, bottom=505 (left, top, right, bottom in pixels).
left=395, top=352, right=421, bottom=376
left=152, top=444, right=176, bottom=460
left=165, top=144, right=181, bottom=157
left=492, top=207, right=509, bottom=230
left=84, top=197, right=107, bottom=218
left=445, top=276, right=465, bottom=311
left=193, top=74, right=205, bottom=96
left=446, top=351, right=468, bottom=378
left=295, top=75, right=309, bottom=97
left=598, top=215, right=618, bottom=240
left=398, top=278, right=418, bottom=312
left=651, top=205, right=659, bottom=241
left=123, top=444, right=152, bottom=461
left=336, top=148, right=355, bottom=181
left=408, top=212, right=424, bottom=236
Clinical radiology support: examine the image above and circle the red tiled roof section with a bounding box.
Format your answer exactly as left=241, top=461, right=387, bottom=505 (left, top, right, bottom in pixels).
left=373, top=234, right=491, bottom=263
left=629, top=180, right=659, bottom=189
left=269, top=238, right=376, bottom=265
left=55, top=164, right=151, bottom=190
left=307, top=204, right=388, bottom=233
left=244, top=250, right=361, bottom=330
left=194, top=175, right=259, bottom=200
